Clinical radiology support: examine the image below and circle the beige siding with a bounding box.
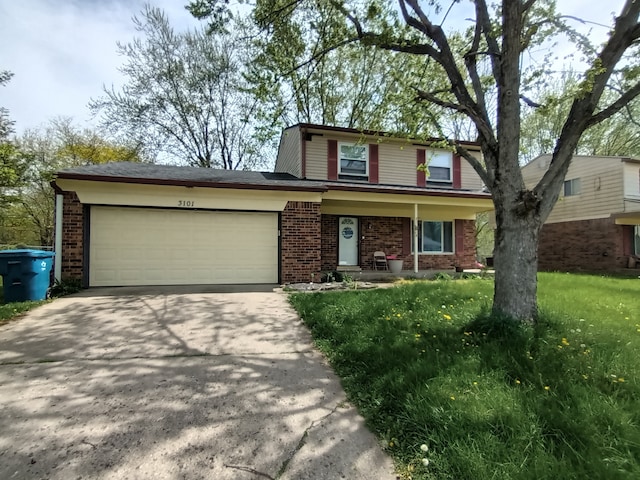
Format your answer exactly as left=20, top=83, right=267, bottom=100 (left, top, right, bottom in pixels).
left=460, top=154, right=485, bottom=190
left=623, top=162, right=640, bottom=198
left=305, top=134, right=329, bottom=180
left=274, top=126, right=302, bottom=177
left=522, top=155, right=625, bottom=223
left=378, top=142, right=418, bottom=185
left=299, top=125, right=486, bottom=189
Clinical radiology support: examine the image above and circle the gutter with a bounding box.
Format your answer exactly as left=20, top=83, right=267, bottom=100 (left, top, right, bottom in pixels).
left=54, top=173, right=328, bottom=193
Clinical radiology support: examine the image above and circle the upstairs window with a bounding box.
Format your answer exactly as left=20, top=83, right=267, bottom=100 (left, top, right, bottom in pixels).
left=412, top=220, right=454, bottom=253
left=426, top=151, right=452, bottom=183
left=338, top=143, right=368, bottom=179
left=564, top=178, right=581, bottom=196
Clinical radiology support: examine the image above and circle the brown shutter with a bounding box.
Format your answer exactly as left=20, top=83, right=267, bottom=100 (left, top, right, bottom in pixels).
left=369, top=144, right=379, bottom=184
left=622, top=225, right=632, bottom=255
left=416, top=149, right=426, bottom=187
left=453, top=154, right=462, bottom=188
left=402, top=218, right=412, bottom=255
left=328, top=140, right=338, bottom=180
left=455, top=219, right=464, bottom=255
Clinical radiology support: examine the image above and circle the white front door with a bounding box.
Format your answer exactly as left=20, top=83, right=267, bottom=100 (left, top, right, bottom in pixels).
left=338, top=217, right=359, bottom=266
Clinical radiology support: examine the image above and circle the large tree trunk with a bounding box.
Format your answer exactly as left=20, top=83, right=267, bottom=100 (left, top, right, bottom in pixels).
left=492, top=206, right=542, bottom=323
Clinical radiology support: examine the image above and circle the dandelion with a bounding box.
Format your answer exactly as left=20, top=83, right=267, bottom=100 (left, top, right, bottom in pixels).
left=544, top=386, right=551, bottom=391
left=443, top=314, right=452, bottom=320
left=422, top=458, right=430, bottom=467
left=450, top=395, right=456, bottom=400
left=561, top=338, right=570, bottom=346
left=618, top=377, right=625, bottom=383
left=473, top=381, right=478, bottom=386
left=420, top=444, right=429, bottom=452
left=515, top=379, right=521, bottom=385
left=582, top=374, right=589, bottom=380
left=389, top=441, right=394, bottom=447
left=396, top=313, right=402, bottom=318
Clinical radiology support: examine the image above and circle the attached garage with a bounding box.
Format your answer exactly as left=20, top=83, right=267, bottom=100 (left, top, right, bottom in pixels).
left=52, top=163, right=326, bottom=288
left=89, top=207, right=278, bottom=286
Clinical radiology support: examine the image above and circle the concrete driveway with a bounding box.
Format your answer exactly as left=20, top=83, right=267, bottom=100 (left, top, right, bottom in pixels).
left=0, top=286, right=396, bottom=480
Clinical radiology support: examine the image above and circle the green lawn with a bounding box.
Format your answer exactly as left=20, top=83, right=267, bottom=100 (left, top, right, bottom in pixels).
left=290, top=273, right=640, bottom=480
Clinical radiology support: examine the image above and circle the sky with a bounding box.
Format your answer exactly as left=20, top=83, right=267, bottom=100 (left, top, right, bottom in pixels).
left=0, top=0, right=628, bottom=136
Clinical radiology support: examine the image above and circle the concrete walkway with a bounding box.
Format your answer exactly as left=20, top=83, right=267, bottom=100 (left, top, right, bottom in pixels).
left=0, top=287, right=396, bottom=480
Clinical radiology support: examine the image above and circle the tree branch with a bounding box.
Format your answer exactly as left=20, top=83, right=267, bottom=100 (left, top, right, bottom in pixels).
left=520, top=94, right=542, bottom=108
left=535, top=0, right=640, bottom=216
left=585, top=81, right=640, bottom=128
left=414, top=88, right=468, bottom=114
left=454, top=143, right=491, bottom=187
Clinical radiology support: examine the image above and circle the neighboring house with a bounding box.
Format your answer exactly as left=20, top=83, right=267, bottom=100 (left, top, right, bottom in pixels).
left=52, top=124, right=492, bottom=287
left=522, top=155, right=640, bottom=272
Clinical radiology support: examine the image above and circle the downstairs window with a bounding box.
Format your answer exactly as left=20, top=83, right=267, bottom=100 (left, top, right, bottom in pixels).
left=412, top=221, right=454, bottom=253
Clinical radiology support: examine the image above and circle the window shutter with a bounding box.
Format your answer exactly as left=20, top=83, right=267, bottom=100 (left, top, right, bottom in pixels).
left=453, top=154, right=462, bottom=188
left=328, top=140, right=338, bottom=180
left=369, top=144, right=379, bottom=184
left=622, top=225, right=632, bottom=255
left=455, top=219, right=464, bottom=255
left=417, top=149, right=426, bottom=187
left=402, top=218, right=412, bottom=255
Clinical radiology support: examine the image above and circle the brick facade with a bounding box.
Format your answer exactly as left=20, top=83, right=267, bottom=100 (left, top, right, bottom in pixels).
left=538, top=217, right=629, bottom=272
left=57, top=190, right=479, bottom=285
left=280, top=201, right=322, bottom=282
left=321, top=215, right=477, bottom=272
left=60, top=191, right=84, bottom=281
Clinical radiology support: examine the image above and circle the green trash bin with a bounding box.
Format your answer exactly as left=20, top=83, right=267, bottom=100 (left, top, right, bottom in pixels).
left=0, top=249, right=54, bottom=303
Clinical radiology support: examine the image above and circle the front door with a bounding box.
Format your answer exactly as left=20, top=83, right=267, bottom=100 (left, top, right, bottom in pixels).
left=338, top=217, right=359, bottom=266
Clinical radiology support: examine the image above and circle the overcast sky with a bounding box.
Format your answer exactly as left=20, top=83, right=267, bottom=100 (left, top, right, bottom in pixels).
left=0, top=0, right=626, bottom=136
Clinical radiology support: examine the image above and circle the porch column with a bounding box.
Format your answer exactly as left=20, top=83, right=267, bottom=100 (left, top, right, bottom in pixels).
left=414, top=203, right=419, bottom=273
left=54, top=193, right=63, bottom=282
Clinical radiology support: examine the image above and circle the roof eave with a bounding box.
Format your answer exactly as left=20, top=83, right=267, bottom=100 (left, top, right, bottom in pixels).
left=54, top=173, right=328, bottom=193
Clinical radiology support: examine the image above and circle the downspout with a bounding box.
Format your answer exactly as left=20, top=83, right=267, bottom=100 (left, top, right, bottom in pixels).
left=414, top=203, right=419, bottom=273
left=54, top=193, right=63, bottom=281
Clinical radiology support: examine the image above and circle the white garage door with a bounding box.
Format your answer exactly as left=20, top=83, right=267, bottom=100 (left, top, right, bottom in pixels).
left=89, top=206, right=278, bottom=286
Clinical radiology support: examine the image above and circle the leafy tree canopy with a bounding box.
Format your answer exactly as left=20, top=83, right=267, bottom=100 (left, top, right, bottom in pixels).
left=91, top=6, right=264, bottom=170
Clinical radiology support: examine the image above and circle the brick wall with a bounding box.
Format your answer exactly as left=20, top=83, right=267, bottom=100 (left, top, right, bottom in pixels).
left=321, top=216, right=477, bottom=271
left=60, top=191, right=84, bottom=281
left=538, top=218, right=628, bottom=272
left=321, top=215, right=338, bottom=271
left=281, top=201, right=322, bottom=283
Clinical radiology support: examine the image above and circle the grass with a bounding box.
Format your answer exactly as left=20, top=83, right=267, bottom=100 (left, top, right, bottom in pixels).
left=289, top=272, right=640, bottom=479
left=0, top=277, right=48, bottom=325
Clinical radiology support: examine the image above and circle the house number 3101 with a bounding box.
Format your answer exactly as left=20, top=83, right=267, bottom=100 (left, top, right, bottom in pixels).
left=178, top=200, right=194, bottom=207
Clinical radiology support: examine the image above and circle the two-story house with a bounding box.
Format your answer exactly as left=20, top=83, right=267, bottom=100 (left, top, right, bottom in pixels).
left=52, top=124, right=492, bottom=287
left=522, top=155, right=640, bottom=272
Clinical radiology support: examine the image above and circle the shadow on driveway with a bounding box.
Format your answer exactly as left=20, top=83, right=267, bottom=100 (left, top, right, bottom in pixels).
left=0, top=290, right=395, bottom=480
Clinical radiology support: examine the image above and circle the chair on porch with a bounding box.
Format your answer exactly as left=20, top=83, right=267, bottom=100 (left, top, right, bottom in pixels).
left=373, top=251, right=389, bottom=270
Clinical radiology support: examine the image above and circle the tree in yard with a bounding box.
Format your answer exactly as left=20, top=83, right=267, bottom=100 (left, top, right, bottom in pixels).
left=191, top=0, right=640, bottom=322
left=9, top=118, right=145, bottom=246
left=0, top=69, right=29, bottom=240
left=90, top=6, right=263, bottom=170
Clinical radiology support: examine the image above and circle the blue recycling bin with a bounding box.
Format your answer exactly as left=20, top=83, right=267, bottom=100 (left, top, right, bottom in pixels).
left=0, top=250, right=54, bottom=303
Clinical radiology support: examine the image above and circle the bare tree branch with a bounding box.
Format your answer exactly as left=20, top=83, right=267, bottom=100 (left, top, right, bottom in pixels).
left=586, top=81, right=640, bottom=128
